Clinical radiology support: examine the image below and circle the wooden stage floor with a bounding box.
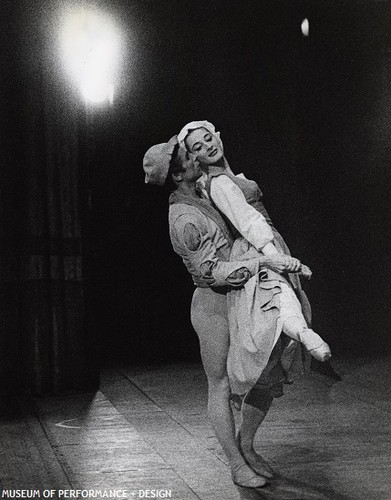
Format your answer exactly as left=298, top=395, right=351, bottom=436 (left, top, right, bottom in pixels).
left=0, top=355, right=390, bottom=500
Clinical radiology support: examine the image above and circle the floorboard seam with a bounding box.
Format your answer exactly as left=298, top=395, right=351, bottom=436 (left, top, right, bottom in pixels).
left=116, top=368, right=200, bottom=437
left=103, top=369, right=206, bottom=499
left=17, top=395, right=74, bottom=491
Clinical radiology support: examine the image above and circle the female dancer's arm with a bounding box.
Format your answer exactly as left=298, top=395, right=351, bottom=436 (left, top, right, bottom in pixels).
left=210, top=175, right=277, bottom=253
left=210, top=177, right=311, bottom=278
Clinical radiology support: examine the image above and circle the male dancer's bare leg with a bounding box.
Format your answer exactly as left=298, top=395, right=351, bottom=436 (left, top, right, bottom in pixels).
left=239, top=397, right=275, bottom=478
left=191, top=289, right=268, bottom=488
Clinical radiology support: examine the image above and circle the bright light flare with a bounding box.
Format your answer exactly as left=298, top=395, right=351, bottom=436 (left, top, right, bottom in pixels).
left=61, top=7, right=119, bottom=103
left=301, top=18, right=309, bottom=37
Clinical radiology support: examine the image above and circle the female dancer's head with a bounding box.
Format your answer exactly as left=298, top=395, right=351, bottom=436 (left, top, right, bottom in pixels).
left=178, top=120, right=224, bottom=167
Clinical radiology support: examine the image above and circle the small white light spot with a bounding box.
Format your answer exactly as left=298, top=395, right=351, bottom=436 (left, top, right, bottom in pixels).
left=301, top=18, right=309, bottom=37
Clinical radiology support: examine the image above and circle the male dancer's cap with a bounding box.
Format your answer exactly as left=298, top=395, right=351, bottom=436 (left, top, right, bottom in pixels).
left=143, top=135, right=178, bottom=186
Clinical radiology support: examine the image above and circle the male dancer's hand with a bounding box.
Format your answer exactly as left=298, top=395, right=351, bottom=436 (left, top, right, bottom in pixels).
left=299, top=264, right=312, bottom=280
left=262, top=254, right=301, bottom=274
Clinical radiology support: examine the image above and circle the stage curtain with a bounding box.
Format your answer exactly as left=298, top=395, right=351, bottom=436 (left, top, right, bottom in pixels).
left=0, top=1, right=99, bottom=394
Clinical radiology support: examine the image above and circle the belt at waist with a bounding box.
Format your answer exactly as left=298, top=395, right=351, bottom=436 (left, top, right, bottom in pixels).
left=194, top=281, right=209, bottom=288
left=194, top=282, right=228, bottom=294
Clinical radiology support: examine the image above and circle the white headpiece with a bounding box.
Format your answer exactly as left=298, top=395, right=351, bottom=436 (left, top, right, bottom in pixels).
left=177, top=120, right=222, bottom=152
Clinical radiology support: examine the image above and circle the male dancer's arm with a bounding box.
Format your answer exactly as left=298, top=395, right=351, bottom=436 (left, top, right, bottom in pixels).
left=172, top=212, right=289, bottom=288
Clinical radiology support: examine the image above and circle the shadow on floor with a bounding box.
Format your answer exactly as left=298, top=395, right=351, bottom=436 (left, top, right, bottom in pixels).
left=237, top=472, right=351, bottom=500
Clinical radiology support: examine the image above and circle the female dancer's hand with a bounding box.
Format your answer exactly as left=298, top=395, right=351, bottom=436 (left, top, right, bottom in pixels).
left=299, top=264, right=312, bottom=280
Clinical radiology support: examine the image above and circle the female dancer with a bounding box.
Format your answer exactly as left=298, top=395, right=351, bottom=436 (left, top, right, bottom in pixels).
left=178, top=120, right=331, bottom=363
left=143, top=136, right=303, bottom=489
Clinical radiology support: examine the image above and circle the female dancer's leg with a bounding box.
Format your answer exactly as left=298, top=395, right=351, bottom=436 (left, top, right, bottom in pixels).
left=191, top=287, right=267, bottom=488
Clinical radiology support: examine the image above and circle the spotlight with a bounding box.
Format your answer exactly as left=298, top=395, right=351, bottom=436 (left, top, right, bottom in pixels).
left=61, top=7, right=119, bottom=103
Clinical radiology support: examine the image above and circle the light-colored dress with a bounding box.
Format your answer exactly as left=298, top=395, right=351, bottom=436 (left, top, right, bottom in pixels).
left=201, top=168, right=311, bottom=394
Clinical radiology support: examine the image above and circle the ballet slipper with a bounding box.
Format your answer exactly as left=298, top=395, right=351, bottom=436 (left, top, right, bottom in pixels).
left=231, top=463, right=268, bottom=489
left=241, top=451, right=275, bottom=479
left=308, top=343, right=332, bottom=362
left=299, top=329, right=332, bottom=362
left=236, top=432, right=274, bottom=479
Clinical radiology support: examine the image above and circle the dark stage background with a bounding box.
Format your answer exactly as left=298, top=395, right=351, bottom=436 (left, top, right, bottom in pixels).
left=1, top=0, right=391, bottom=394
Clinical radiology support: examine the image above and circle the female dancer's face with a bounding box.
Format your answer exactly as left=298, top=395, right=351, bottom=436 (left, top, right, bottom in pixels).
left=184, top=127, right=224, bottom=165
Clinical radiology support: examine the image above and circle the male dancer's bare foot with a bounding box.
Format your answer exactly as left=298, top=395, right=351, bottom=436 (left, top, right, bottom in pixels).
left=237, top=432, right=274, bottom=479
left=231, top=462, right=268, bottom=489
